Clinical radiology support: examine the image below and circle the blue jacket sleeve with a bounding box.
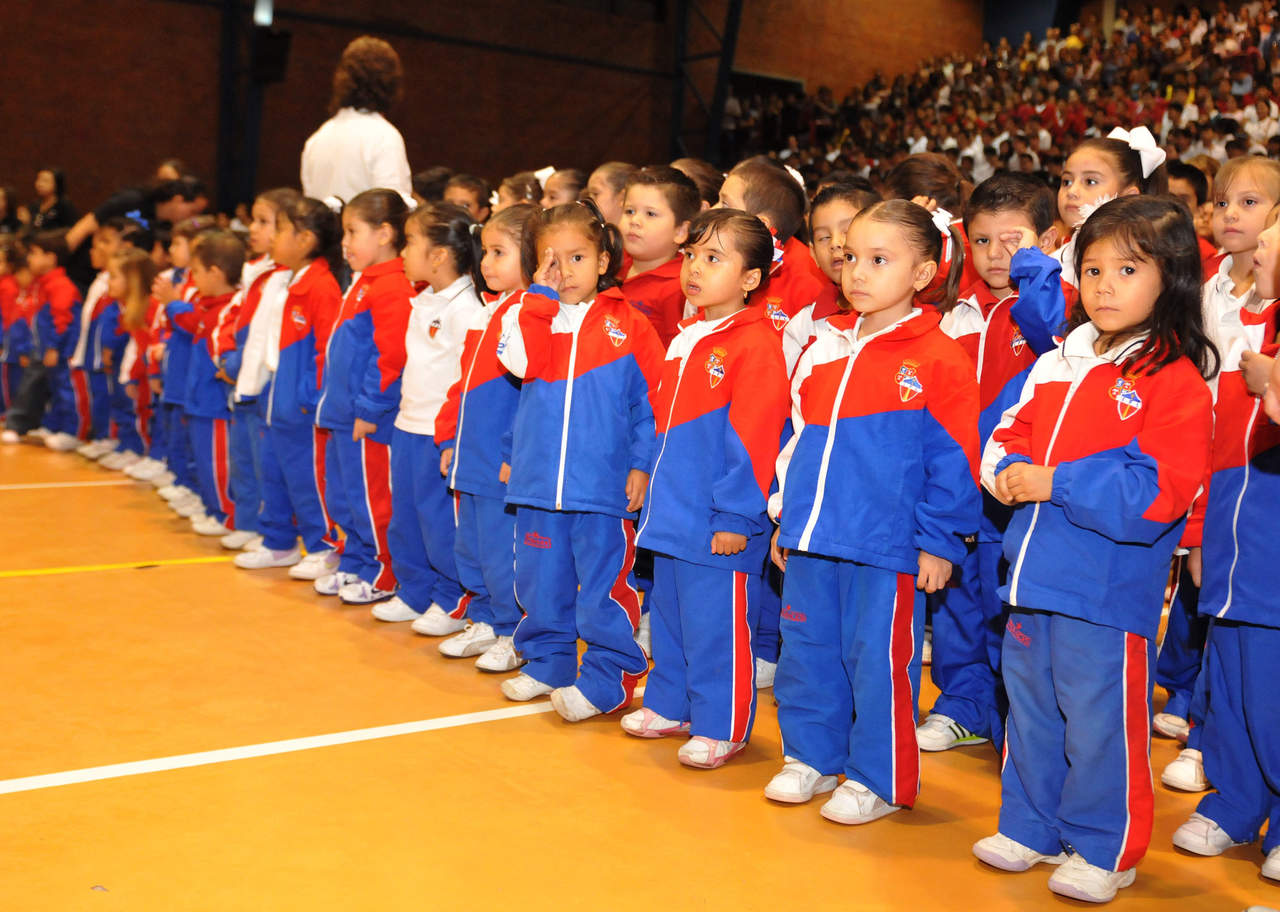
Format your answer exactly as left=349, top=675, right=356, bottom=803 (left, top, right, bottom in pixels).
left=915, top=359, right=981, bottom=564
left=1009, top=247, right=1069, bottom=354
left=221, top=325, right=248, bottom=380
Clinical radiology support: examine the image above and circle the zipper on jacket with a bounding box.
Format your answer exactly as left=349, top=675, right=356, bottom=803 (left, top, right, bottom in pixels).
left=1007, top=365, right=1086, bottom=603
left=1218, top=398, right=1261, bottom=618
left=554, top=305, right=586, bottom=510
left=797, top=338, right=861, bottom=552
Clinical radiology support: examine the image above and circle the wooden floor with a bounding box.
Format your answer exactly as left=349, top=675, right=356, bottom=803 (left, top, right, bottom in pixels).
left=1, top=442, right=1274, bottom=911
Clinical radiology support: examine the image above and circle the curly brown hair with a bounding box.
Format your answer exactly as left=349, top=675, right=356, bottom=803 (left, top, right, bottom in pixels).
left=329, top=37, right=403, bottom=115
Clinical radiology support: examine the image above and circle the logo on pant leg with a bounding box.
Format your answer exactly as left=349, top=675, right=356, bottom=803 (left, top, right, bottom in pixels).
left=1006, top=618, right=1031, bottom=646
left=781, top=604, right=807, bottom=623
left=523, top=531, right=552, bottom=549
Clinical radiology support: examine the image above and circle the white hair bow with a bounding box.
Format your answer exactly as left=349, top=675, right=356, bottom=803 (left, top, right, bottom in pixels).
left=535, top=165, right=556, bottom=185
left=1107, top=126, right=1166, bottom=179
left=931, top=207, right=954, bottom=269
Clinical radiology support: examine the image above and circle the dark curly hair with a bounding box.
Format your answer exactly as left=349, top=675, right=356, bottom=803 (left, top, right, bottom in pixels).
left=329, top=36, right=403, bottom=115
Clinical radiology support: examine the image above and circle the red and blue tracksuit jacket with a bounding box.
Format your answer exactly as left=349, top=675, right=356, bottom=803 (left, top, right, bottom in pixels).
left=982, top=324, right=1214, bottom=640
left=160, top=275, right=197, bottom=407
left=265, top=259, right=341, bottom=427
left=756, top=236, right=830, bottom=338
left=179, top=291, right=238, bottom=419
left=621, top=255, right=685, bottom=348
left=222, top=260, right=288, bottom=397
left=436, top=290, right=521, bottom=499
left=1196, top=300, right=1279, bottom=628
left=0, top=274, right=28, bottom=364
left=637, top=305, right=789, bottom=571
left=314, top=258, right=412, bottom=445
left=772, top=307, right=981, bottom=572
left=33, top=267, right=80, bottom=361
left=781, top=282, right=842, bottom=376
left=497, top=284, right=664, bottom=518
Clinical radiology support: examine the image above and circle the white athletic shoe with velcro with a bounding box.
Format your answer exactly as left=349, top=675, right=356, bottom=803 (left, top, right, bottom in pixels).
left=764, top=757, right=839, bottom=803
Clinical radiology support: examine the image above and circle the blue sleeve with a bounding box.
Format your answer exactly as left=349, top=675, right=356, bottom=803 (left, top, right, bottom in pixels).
left=626, top=357, right=657, bottom=475
left=915, top=409, right=981, bottom=564
left=1009, top=247, right=1068, bottom=354
left=221, top=325, right=247, bottom=379
left=353, top=338, right=401, bottom=426
left=1050, top=443, right=1171, bottom=544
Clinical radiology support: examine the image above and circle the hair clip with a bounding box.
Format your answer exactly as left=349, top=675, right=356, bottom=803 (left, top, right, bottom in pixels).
left=469, top=222, right=482, bottom=237
left=1108, top=126, right=1166, bottom=178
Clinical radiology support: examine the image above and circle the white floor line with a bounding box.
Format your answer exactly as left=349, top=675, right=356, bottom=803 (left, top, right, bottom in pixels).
left=0, top=703, right=557, bottom=796
left=0, top=480, right=136, bottom=491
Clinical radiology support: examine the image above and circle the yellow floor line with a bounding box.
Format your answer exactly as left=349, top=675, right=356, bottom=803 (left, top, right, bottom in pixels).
left=0, top=555, right=236, bottom=579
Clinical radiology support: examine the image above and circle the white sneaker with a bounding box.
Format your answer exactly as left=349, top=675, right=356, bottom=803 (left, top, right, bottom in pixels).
left=916, top=712, right=989, bottom=751
left=678, top=736, right=747, bottom=769
left=475, top=636, right=524, bottom=673
left=28, top=427, right=49, bottom=440
left=1263, top=846, right=1280, bottom=882
left=290, top=549, right=340, bottom=581
left=234, top=546, right=302, bottom=570
left=126, top=457, right=165, bottom=479
left=922, top=626, right=932, bottom=665
left=314, top=571, right=358, bottom=596
left=1153, top=712, right=1190, bottom=741
left=410, top=604, right=468, bottom=636
left=1172, top=812, right=1246, bottom=856
left=620, top=706, right=690, bottom=739
left=755, top=657, right=777, bottom=689
left=109, top=450, right=142, bottom=470
left=820, top=779, right=900, bottom=825
left=45, top=431, right=79, bottom=451
left=84, top=438, right=117, bottom=458
left=1047, top=853, right=1136, bottom=903
left=1, top=429, right=20, bottom=444
left=98, top=451, right=126, bottom=469
left=220, top=529, right=260, bottom=550
left=158, top=483, right=188, bottom=501
left=550, top=685, right=601, bottom=722
left=439, top=622, right=497, bottom=657
left=172, top=495, right=205, bottom=517
left=1162, top=748, right=1210, bottom=792
left=636, top=611, right=652, bottom=659
left=148, top=470, right=176, bottom=488
left=501, top=672, right=554, bottom=702
left=76, top=440, right=98, bottom=457
left=972, top=832, right=1069, bottom=871
left=764, top=757, right=839, bottom=803
left=370, top=596, right=420, bottom=622
left=191, top=515, right=232, bottom=536
left=338, top=579, right=394, bottom=605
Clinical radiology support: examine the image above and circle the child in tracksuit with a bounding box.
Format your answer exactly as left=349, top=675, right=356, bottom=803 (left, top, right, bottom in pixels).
left=435, top=203, right=540, bottom=672
left=235, top=197, right=343, bottom=576
left=919, top=172, right=1070, bottom=755
left=179, top=230, right=246, bottom=536
left=0, top=238, right=27, bottom=414
left=974, top=197, right=1215, bottom=903
left=623, top=209, right=788, bottom=769
left=766, top=199, right=979, bottom=824
left=103, top=247, right=160, bottom=466
left=1170, top=208, right=1280, bottom=883
left=618, top=166, right=699, bottom=347
left=68, top=221, right=125, bottom=456
left=375, top=203, right=484, bottom=631
left=313, top=189, right=413, bottom=605
left=27, top=230, right=82, bottom=446
left=496, top=201, right=665, bottom=722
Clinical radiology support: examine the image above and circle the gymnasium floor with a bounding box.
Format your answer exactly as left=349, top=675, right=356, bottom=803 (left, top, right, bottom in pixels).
left=1, top=443, right=1274, bottom=912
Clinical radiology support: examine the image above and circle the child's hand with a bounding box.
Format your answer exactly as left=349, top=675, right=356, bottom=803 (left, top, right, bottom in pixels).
left=910, top=195, right=938, bottom=212
left=352, top=418, right=377, bottom=441
left=125, top=385, right=137, bottom=401
left=149, top=378, right=163, bottom=395
left=152, top=274, right=175, bottom=303
left=215, top=367, right=232, bottom=384
left=1268, top=353, right=1280, bottom=423
left=770, top=526, right=789, bottom=571
left=102, top=350, right=114, bottom=369
left=1001, top=462, right=1055, bottom=503
left=1000, top=226, right=1039, bottom=258
left=440, top=447, right=453, bottom=478
left=19, top=356, right=28, bottom=367
left=499, top=461, right=511, bottom=483
left=42, top=349, right=58, bottom=368
left=625, top=468, right=649, bottom=512
left=1187, top=546, right=1203, bottom=588
left=533, top=247, right=563, bottom=292
left=711, top=531, right=748, bottom=556
left=1240, top=350, right=1275, bottom=397
left=917, top=551, right=953, bottom=593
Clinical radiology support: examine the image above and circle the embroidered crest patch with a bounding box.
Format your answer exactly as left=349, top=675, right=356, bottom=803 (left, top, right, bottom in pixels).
left=603, top=315, right=627, bottom=347
left=1108, top=376, right=1142, bottom=420
left=705, top=346, right=728, bottom=388
left=1010, top=321, right=1026, bottom=356
left=895, top=359, right=924, bottom=402
left=764, top=298, right=789, bottom=330
left=429, top=318, right=442, bottom=339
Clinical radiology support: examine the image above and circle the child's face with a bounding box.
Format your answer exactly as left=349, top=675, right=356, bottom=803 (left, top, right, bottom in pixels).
left=342, top=213, right=393, bottom=272
left=401, top=221, right=444, bottom=285
left=480, top=224, right=525, bottom=294
left=272, top=217, right=312, bottom=271
left=1059, top=148, right=1130, bottom=228
left=90, top=228, right=122, bottom=272
left=444, top=187, right=488, bottom=222
left=189, top=258, right=228, bottom=297
left=34, top=170, right=56, bottom=199
left=540, top=173, right=578, bottom=209
left=248, top=199, right=278, bottom=257
left=1251, top=213, right=1280, bottom=298
left=538, top=224, right=607, bottom=306
left=494, top=185, right=520, bottom=214
left=967, top=209, right=1038, bottom=296
left=621, top=185, right=687, bottom=265
left=715, top=174, right=750, bottom=212
left=841, top=219, right=936, bottom=318
left=151, top=241, right=171, bottom=270
left=809, top=199, right=861, bottom=284
left=27, top=246, right=56, bottom=276
left=170, top=236, right=191, bottom=269
left=1213, top=170, right=1277, bottom=254
left=1079, top=236, right=1160, bottom=339
left=680, top=228, right=759, bottom=316
left=106, top=263, right=126, bottom=300
left=585, top=170, right=625, bottom=225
